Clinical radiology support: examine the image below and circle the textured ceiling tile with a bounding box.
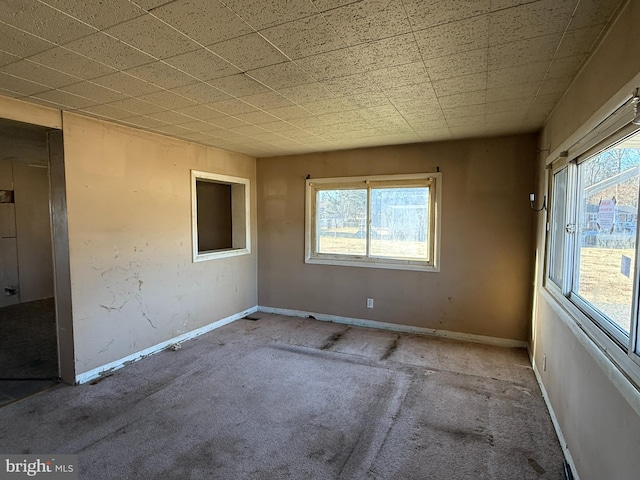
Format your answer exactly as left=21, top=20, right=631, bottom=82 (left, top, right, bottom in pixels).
left=488, top=34, right=561, bottom=69
left=121, top=115, right=169, bottom=129
left=267, top=104, right=314, bottom=120
left=252, top=131, right=288, bottom=141
left=261, top=121, right=301, bottom=133
left=230, top=124, right=270, bottom=136
left=208, top=98, right=257, bottom=116
left=91, top=72, right=162, bottom=96
left=0, top=51, right=19, bottom=68
left=485, top=110, right=525, bottom=124
left=0, top=25, right=55, bottom=58
left=248, top=62, right=316, bottom=89
left=443, top=103, right=486, bottom=119
left=79, top=104, right=137, bottom=120
left=173, top=104, right=227, bottom=121
left=126, top=61, right=197, bottom=89
left=303, top=98, right=354, bottom=114
left=242, top=91, right=296, bottom=110
left=208, top=33, right=288, bottom=71
left=489, top=0, right=575, bottom=45
left=153, top=124, right=195, bottom=135
left=547, top=55, right=586, bottom=79
left=136, top=90, right=198, bottom=110
left=223, top=0, right=318, bottom=29
left=40, top=0, right=145, bottom=30
left=349, top=33, right=421, bottom=70
left=60, top=82, right=126, bottom=104
left=163, top=49, right=241, bottom=81
left=367, top=62, right=431, bottom=91
left=64, top=33, right=156, bottom=71
left=294, top=48, right=362, bottom=80
left=438, top=90, right=487, bottom=109
left=321, top=0, right=411, bottom=45
left=233, top=111, right=279, bottom=125
left=415, top=15, right=489, bottom=60
left=569, top=0, right=622, bottom=30
left=0, top=60, right=79, bottom=89
left=404, top=0, right=491, bottom=29
left=424, top=48, right=488, bottom=81
left=486, top=81, right=539, bottom=102
left=0, top=72, right=49, bottom=96
left=28, top=48, right=116, bottom=80
left=487, top=62, right=547, bottom=89
left=339, top=92, right=391, bottom=109
left=322, top=73, right=377, bottom=97
left=208, top=73, right=270, bottom=97
left=105, top=15, right=198, bottom=59
left=150, top=0, right=252, bottom=45
left=286, top=116, right=328, bottom=129
left=107, top=97, right=165, bottom=115
left=145, top=110, right=196, bottom=124
left=209, top=116, right=251, bottom=128
left=169, top=82, right=232, bottom=104
left=485, top=97, right=527, bottom=115
left=433, top=73, right=486, bottom=97
left=260, top=15, right=344, bottom=59
left=279, top=83, right=333, bottom=104
left=538, top=76, right=573, bottom=96
left=0, top=2, right=95, bottom=45
left=446, top=113, right=485, bottom=127
left=555, top=25, right=606, bottom=58
left=33, top=89, right=97, bottom=109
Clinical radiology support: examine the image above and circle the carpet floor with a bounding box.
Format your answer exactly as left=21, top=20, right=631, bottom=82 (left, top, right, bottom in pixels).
left=0, top=313, right=564, bottom=479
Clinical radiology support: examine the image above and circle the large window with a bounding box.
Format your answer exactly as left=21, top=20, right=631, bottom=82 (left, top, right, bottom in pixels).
left=191, top=170, right=250, bottom=262
left=305, top=173, right=441, bottom=271
left=548, top=127, right=640, bottom=365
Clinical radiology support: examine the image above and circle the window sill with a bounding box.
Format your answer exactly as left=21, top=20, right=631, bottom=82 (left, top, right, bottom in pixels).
left=194, top=247, right=250, bottom=262
left=305, top=255, right=439, bottom=272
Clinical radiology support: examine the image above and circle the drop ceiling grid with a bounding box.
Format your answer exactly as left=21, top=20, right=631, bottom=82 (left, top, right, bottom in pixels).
left=0, top=0, right=625, bottom=156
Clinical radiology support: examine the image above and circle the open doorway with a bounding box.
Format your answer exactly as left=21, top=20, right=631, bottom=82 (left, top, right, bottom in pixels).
left=0, top=118, right=59, bottom=405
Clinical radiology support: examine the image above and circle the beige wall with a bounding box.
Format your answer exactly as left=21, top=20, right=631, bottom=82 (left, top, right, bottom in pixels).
left=62, top=113, right=257, bottom=375
left=258, top=134, right=536, bottom=341
left=534, top=1, right=640, bottom=478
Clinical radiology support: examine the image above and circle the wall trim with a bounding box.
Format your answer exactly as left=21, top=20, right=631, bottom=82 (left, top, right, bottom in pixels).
left=74, top=306, right=258, bottom=385
left=258, top=306, right=527, bottom=348
left=531, top=357, right=581, bottom=480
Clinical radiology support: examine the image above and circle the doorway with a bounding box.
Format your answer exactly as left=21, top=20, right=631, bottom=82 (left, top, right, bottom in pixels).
left=0, top=118, right=60, bottom=405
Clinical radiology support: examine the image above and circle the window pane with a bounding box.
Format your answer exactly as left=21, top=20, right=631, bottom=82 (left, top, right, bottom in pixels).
left=316, top=189, right=367, bottom=255
left=574, top=135, right=640, bottom=336
left=549, top=168, right=567, bottom=287
left=370, top=187, right=429, bottom=259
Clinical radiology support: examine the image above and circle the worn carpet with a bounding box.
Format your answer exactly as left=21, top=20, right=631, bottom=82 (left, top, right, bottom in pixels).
left=0, top=314, right=564, bottom=479
left=0, top=298, right=58, bottom=379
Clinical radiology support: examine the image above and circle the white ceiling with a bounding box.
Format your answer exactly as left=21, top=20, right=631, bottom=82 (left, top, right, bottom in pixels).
left=0, top=0, right=624, bottom=157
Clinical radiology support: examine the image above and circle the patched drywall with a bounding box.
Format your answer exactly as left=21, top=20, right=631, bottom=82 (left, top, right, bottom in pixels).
left=62, top=113, right=257, bottom=375
left=533, top=1, right=640, bottom=478
left=258, top=135, right=536, bottom=341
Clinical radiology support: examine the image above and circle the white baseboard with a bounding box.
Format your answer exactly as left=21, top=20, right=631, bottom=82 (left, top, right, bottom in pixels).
left=531, top=357, right=580, bottom=480
left=258, top=306, right=527, bottom=348
left=74, top=306, right=258, bottom=385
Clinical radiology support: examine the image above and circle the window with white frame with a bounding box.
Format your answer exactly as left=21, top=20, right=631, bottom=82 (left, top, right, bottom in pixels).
left=305, top=173, right=441, bottom=271
left=191, top=170, right=250, bottom=262
left=547, top=124, right=640, bottom=373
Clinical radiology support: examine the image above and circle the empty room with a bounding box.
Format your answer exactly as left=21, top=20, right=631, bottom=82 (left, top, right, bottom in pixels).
left=0, top=0, right=639, bottom=478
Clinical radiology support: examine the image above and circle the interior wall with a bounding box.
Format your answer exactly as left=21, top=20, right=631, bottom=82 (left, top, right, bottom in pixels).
left=534, top=1, right=640, bottom=478
left=62, top=113, right=257, bottom=376
left=258, top=134, right=536, bottom=341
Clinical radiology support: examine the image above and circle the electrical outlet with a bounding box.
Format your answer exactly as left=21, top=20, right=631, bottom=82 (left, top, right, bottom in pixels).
left=367, top=298, right=374, bottom=308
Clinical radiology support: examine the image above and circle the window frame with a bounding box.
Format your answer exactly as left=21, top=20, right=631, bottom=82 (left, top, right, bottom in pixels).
left=191, top=170, right=251, bottom=263
left=545, top=122, right=640, bottom=385
left=304, top=172, right=441, bottom=272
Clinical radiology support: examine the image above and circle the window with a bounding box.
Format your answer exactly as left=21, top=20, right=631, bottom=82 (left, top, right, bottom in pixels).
left=305, top=173, right=441, bottom=271
left=191, top=170, right=250, bottom=262
left=547, top=126, right=640, bottom=371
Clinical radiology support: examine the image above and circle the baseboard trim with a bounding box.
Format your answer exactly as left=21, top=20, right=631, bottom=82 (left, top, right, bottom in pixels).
left=258, top=306, right=527, bottom=348
left=531, top=358, right=581, bottom=480
left=74, top=306, right=258, bottom=385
